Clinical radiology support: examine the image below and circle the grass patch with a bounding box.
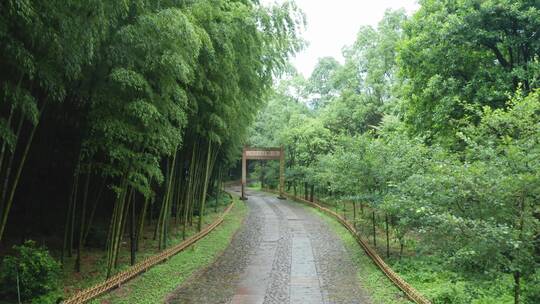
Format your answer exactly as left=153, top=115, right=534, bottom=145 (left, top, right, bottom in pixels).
left=89, top=197, right=247, bottom=304
left=304, top=204, right=412, bottom=304
left=246, top=182, right=262, bottom=190
left=393, top=255, right=517, bottom=304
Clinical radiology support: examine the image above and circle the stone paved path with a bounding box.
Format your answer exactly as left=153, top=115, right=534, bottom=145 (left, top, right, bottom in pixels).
left=165, top=188, right=370, bottom=304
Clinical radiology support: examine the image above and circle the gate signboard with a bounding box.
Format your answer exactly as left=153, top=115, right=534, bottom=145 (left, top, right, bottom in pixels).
left=241, top=146, right=285, bottom=200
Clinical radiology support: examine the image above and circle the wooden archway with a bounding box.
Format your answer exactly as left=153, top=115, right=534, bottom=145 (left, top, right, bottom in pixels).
left=241, top=146, right=285, bottom=200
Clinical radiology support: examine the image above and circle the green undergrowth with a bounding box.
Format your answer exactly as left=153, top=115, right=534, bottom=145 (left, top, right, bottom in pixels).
left=62, top=193, right=235, bottom=298
left=247, top=182, right=262, bottom=190
left=91, top=197, right=247, bottom=304
left=305, top=204, right=412, bottom=304
left=304, top=200, right=538, bottom=304
left=392, top=255, right=520, bottom=304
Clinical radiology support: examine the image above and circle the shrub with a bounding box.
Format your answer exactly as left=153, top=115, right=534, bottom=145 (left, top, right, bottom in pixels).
left=524, top=269, right=540, bottom=303
left=0, top=240, right=62, bottom=303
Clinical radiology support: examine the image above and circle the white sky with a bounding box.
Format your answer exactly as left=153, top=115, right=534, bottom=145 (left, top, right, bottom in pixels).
left=264, top=1, right=420, bottom=77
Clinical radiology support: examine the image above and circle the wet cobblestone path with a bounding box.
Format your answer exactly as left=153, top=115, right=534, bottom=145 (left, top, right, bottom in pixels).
left=165, top=189, right=370, bottom=304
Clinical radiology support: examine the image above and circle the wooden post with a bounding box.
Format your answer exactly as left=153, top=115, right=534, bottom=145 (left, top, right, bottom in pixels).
left=241, top=146, right=247, bottom=200
left=278, top=145, right=285, bottom=199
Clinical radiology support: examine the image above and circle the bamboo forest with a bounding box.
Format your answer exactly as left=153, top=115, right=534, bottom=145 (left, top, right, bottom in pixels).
left=0, top=1, right=538, bottom=304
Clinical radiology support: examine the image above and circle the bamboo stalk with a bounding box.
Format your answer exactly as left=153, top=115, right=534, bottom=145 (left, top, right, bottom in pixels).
left=106, top=177, right=129, bottom=278
left=183, top=143, right=197, bottom=240
left=69, top=164, right=80, bottom=258
left=0, top=106, right=14, bottom=176
left=136, top=188, right=150, bottom=251
left=62, top=165, right=78, bottom=263
left=75, top=164, right=92, bottom=272
left=130, top=191, right=136, bottom=265
left=198, top=140, right=213, bottom=231
left=0, top=97, right=46, bottom=242
left=83, top=176, right=106, bottom=244
left=0, top=113, right=23, bottom=227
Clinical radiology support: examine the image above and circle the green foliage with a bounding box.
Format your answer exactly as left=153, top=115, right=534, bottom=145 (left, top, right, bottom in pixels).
left=0, top=240, right=61, bottom=303
left=250, top=4, right=539, bottom=303
left=399, top=0, right=540, bottom=144
left=307, top=57, right=341, bottom=109
left=86, top=6, right=203, bottom=195
left=0, top=1, right=304, bottom=300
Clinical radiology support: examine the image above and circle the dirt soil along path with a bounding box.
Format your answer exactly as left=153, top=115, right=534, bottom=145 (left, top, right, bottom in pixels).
left=166, top=188, right=370, bottom=304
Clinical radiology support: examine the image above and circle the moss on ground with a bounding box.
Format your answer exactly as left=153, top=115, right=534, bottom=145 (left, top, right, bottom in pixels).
left=91, top=198, right=247, bottom=304
left=305, top=205, right=412, bottom=304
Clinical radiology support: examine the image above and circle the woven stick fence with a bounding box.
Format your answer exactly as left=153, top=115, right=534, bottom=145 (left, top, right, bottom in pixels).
left=63, top=201, right=235, bottom=304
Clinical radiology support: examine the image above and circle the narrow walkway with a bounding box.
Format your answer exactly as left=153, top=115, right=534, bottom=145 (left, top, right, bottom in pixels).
left=165, top=188, right=370, bottom=304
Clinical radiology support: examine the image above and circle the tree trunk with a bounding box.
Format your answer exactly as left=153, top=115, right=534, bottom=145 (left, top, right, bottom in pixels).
left=213, top=176, right=219, bottom=211
left=189, top=156, right=204, bottom=227
left=0, top=106, right=14, bottom=175
left=155, top=160, right=167, bottom=242
left=69, top=171, right=79, bottom=258
left=83, top=177, right=106, bottom=244
left=0, top=114, right=23, bottom=242
left=158, top=153, right=176, bottom=250
left=75, top=165, right=91, bottom=272
left=352, top=201, right=356, bottom=224
left=183, top=143, right=197, bottom=239
left=130, top=192, right=136, bottom=266
left=0, top=100, right=45, bottom=243
left=198, top=141, right=212, bottom=231
left=372, top=211, right=376, bottom=248
left=514, top=271, right=520, bottom=304
left=304, top=182, right=308, bottom=200
left=309, top=184, right=314, bottom=202
left=385, top=213, right=390, bottom=259
left=61, top=168, right=77, bottom=263
left=513, top=192, right=525, bottom=304
left=116, top=188, right=134, bottom=268
left=174, top=154, right=185, bottom=228
left=106, top=177, right=129, bottom=278
left=136, top=194, right=149, bottom=251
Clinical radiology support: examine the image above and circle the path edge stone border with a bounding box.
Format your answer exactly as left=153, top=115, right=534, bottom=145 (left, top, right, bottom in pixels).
left=262, top=188, right=431, bottom=304
left=62, top=194, right=236, bottom=304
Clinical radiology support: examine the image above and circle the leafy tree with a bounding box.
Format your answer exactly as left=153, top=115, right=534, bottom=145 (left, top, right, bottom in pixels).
left=307, top=57, right=341, bottom=109
left=399, top=0, right=540, bottom=144
left=0, top=241, right=61, bottom=303
left=320, top=9, right=407, bottom=135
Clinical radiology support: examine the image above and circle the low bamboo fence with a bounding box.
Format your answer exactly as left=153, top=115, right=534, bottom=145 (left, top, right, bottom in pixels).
left=264, top=188, right=431, bottom=304
left=63, top=201, right=235, bottom=304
